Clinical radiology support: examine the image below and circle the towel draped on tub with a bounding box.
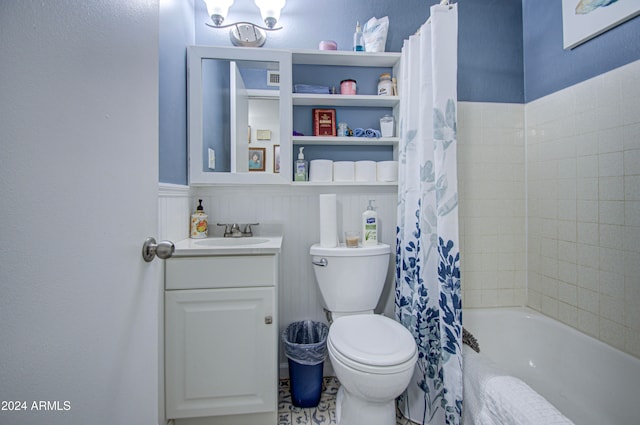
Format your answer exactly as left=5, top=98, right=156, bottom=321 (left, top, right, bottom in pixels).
left=463, top=345, right=575, bottom=425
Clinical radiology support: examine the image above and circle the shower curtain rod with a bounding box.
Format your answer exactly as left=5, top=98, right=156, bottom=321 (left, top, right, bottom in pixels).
left=416, top=0, right=454, bottom=35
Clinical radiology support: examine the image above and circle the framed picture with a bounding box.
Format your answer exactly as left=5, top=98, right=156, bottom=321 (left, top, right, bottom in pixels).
left=248, top=147, right=266, bottom=172
left=273, top=145, right=280, bottom=173
left=562, top=0, right=640, bottom=49
left=257, top=129, right=272, bottom=140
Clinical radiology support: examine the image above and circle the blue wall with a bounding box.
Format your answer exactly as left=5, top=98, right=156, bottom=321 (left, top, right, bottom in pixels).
left=458, top=0, right=524, bottom=104
left=194, top=0, right=524, bottom=103
left=523, top=0, right=640, bottom=102
left=202, top=59, right=231, bottom=173
left=159, top=0, right=194, bottom=185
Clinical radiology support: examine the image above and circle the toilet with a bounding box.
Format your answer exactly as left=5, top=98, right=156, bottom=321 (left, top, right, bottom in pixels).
left=310, top=243, right=417, bottom=425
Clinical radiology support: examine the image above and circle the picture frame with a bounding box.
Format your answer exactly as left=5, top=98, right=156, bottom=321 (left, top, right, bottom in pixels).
left=273, top=145, right=280, bottom=173
left=248, top=147, right=266, bottom=172
left=257, top=129, right=272, bottom=140
left=562, top=0, right=640, bottom=49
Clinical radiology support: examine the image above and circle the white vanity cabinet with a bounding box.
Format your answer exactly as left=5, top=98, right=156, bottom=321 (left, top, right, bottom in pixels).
left=165, top=252, right=279, bottom=425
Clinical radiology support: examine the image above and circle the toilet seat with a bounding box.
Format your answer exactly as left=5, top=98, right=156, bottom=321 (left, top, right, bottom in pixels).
left=328, top=315, right=417, bottom=374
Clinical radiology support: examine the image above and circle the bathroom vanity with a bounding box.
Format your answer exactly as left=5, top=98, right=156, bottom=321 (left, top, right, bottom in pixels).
left=164, top=235, right=282, bottom=425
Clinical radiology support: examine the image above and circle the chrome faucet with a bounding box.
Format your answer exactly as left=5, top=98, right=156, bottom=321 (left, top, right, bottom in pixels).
left=217, top=223, right=259, bottom=238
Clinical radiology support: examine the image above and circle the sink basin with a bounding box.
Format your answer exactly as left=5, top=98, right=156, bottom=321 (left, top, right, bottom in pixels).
left=193, top=237, right=270, bottom=247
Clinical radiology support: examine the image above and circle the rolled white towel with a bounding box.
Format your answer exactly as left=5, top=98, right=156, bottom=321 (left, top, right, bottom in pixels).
left=463, top=346, right=575, bottom=425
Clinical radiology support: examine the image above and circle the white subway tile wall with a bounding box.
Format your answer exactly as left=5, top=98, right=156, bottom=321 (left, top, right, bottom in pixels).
left=527, top=60, right=640, bottom=357
left=458, top=101, right=526, bottom=309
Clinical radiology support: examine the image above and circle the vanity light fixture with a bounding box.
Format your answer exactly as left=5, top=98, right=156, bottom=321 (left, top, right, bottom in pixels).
left=203, top=0, right=285, bottom=47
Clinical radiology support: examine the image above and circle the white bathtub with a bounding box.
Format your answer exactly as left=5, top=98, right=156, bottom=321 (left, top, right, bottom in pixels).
left=463, top=307, right=640, bottom=425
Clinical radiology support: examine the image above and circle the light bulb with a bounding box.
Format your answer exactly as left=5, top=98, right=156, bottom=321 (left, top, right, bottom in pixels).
left=203, top=0, right=235, bottom=26
left=254, top=0, right=285, bottom=28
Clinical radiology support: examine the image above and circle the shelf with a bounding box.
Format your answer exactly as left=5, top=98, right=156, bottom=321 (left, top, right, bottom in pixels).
left=291, top=49, right=401, bottom=67
left=292, top=93, right=399, bottom=107
left=246, top=89, right=279, bottom=98
left=291, top=181, right=397, bottom=186
left=292, top=136, right=398, bottom=146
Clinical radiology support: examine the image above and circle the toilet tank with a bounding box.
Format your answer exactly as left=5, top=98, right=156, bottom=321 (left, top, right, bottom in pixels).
left=310, top=243, right=390, bottom=315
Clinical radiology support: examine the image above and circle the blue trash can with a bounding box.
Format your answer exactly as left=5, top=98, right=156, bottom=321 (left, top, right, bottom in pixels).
left=282, top=320, right=329, bottom=408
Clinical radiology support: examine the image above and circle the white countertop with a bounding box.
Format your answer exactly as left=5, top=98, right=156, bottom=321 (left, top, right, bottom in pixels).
left=172, top=234, right=282, bottom=257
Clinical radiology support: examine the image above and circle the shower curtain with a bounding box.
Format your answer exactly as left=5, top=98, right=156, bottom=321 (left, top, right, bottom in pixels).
left=395, top=4, right=461, bottom=425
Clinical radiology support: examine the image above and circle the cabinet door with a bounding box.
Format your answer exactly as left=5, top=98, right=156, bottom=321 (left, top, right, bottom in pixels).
left=165, top=287, right=276, bottom=419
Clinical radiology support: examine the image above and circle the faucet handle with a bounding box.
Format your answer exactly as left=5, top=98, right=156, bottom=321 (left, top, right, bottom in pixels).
left=216, top=223, right=235, bottom=237
left=242, top=223, right=259, bottom=235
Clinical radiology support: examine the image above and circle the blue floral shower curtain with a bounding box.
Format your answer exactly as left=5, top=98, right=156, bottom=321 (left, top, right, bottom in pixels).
left=395, top=4, right=461, bottom=425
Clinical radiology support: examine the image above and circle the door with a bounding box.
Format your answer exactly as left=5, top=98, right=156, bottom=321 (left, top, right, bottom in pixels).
left=0, top=2, right=161, bottom=425
left=165, top=287, right=276, bottom=419
left=230, top=61, right=250, bottom=173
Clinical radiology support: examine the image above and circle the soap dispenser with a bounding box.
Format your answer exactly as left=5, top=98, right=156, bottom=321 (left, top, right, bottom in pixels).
left=190, top=199, right=208, bottom=239
left=362, top=200, right=378, bottom=246
left=294, top=147, right=308, bottom=182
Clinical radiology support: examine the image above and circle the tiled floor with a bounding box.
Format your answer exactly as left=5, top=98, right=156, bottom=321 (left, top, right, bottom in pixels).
left=278, top=377, right=415, bottom=425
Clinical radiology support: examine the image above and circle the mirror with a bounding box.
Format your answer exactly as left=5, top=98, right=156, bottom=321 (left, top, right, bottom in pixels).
left=188, top=46, right=291, bottom=184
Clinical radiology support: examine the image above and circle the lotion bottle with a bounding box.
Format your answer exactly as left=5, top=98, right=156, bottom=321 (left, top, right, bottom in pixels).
left=362, top=199, right=378, bottom=246
left=294, top=147, right=308, bottom=182
left=190, top=199, right=208, bottom=239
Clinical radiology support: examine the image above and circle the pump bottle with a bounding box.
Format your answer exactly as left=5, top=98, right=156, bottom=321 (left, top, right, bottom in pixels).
left=362, top=200, right=378, bottom=246
left=294, top=147, right=308, bottom=182
left=190, top=199, right=208, bottom=239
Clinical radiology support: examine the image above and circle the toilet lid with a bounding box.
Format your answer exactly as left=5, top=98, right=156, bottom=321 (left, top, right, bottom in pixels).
left=328, top=315, right=417, bottom=367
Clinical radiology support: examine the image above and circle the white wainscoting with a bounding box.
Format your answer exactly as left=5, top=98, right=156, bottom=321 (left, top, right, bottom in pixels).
left=158, top=183, right=191, bottom=242
left=192, top=184, right=399, bottom=369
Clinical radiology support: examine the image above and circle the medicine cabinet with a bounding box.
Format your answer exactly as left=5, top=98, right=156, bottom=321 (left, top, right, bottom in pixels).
left=187, top=46, right=292, bottom=185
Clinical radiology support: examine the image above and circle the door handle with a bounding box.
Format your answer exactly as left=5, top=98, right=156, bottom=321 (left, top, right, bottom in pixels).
left=142, top=237, right=175, bottom=262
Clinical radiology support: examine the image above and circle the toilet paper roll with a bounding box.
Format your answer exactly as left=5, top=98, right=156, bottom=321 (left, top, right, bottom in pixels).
left=310, top=160, right=333, bottom=182
left=333, top=161, right=355, bottom=182
left=355, top=161, right=377, bottom=182
left=377, top=161, right=399, bottom=182
left=319, top=194, right=338, bottom=248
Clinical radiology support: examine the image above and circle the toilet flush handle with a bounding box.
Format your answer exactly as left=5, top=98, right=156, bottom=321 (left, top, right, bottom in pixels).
left=312, top=257, right=328, bottom=267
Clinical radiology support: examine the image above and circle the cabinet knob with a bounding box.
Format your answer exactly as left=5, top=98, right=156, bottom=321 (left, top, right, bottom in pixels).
left=264, top=316, right=273, bottom=325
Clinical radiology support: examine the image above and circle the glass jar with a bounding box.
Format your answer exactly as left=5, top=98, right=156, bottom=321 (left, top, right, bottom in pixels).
left=378, top=73, right=393, bottom=96
left=340, top=79, right=357, bottom=95
left=337, top=122, right=348, bottom=137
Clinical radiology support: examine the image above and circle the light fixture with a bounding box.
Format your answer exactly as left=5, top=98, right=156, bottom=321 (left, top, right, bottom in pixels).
left=203, top=0, right=286, bottom=48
